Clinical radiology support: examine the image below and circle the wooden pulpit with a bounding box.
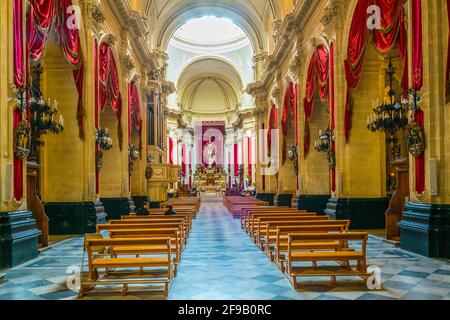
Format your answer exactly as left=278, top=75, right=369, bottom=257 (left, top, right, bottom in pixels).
left=386, top=158, right=409, bottom=241
left=27, top=161, right=49, bottom=248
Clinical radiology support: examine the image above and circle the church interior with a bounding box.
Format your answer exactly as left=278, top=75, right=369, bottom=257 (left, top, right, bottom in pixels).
left=0, top=0, right=449, bottom=301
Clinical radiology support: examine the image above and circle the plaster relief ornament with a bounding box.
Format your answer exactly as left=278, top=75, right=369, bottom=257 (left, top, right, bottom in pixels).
left=405, top=121, right=425, bottom=158
left=14, top=119, right=31, bottom=160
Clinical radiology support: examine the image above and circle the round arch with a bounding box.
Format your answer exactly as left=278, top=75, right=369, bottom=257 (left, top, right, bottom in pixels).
left=155, top=2, right=267, bottom=52
left=177, top=56, right=244, bottom=93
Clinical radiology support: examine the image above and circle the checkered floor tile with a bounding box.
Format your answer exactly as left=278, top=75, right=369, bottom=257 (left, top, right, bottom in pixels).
left=0, top=200, right=449, bottom=300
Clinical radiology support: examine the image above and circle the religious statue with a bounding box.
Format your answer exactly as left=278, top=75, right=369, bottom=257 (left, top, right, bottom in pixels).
left=203, top=142, right=217, bottom=166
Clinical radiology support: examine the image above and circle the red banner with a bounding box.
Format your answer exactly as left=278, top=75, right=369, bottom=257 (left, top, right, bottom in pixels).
left=304, top=45, right=330, bottom=158
left=412, top=0, right=425, bottom=195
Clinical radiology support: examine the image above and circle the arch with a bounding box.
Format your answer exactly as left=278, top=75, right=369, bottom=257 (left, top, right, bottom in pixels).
left=155, top=2, right=267, bottom=52
left=177, top=56, right=244, bottom=93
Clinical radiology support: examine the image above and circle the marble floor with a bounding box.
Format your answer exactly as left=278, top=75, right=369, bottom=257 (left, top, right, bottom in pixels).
left=0, top=201, right=449, bottom=300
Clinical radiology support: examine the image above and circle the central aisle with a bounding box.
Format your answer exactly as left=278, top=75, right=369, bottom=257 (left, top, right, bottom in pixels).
left=169, top=200, right=300, bottom=300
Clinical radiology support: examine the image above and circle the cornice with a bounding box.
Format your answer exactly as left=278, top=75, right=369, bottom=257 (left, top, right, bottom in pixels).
left=247, top=0, right=319, bottom=94
left=104, top=0, right=159, bottom=70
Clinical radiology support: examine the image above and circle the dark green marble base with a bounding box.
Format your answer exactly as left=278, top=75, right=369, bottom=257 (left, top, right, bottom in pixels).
left=399, top=202, right=449, bottom=259
left=132, top=196, right=149, bottom=211
left=297, top=195, right=331, bottom=216
left=0, top=210, right=41, bottom=268
left=100, top=198, right=136, bottom=220
left=256, top=193, right=275, bottom=206
left=275, top=194, right=293, bottom=207
left=45, top=201, right=107, bottom=235
left=324, top=197, right=388, bottom=229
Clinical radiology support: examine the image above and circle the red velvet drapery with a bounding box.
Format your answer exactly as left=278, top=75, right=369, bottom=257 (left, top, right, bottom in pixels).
left=169, top=138, right=174, bottom=165
left=412, top=0, right=425, bottom=195
left=58, top=0, right=85, bottom=139
left=447, top=0, right=450, bottom=101
left=344, top=0, right=407, bottom=142
left=248, top=137, right=252, bottom=182
left=128, top=81, right=142, bottom=155
left=94, top=39, right=100, bottom=195
left=330, top=43, right=337, bottom=193
left=268, top=104, right=278, bottom=158
left=303, top=45, right=330, bottom=158
left=27, top=0, right=85, bottom=138
left=281, top=83, right=298, bottom=165
left=181, top=144, right=186, bottom=177
left=13, top=0, right=85, bottom=199
left=98, top=42, right=123, bottom=150
left=13, top=0, right=25, bottom=201
left=234, top=143, right=239, bottom=177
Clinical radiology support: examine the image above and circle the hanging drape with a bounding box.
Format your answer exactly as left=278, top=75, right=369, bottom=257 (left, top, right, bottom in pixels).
left=181, top=144, right=186, bottom=177
left=13, top=0, right=24, bottom=90
left=58, top=0, right=85, bottom=139
left=330, top=43, right=337, bottom=193
left=303, top=45, right=330, bottom=158
left=262, top=122, right=266, bottom=190
left=169, top=138, right=174, bottom=165
left=344, top=0, right=407, bottom=141
left=13, top=0, right=25, bottom=201
left=281, top=83, right=298, bottom=165
left=248, top=137, right=252, bottom=182
left=412, top=0, right=425, bottom=195
left=128, top=81, right=142, bottom=155
left=189, top=151, right=193, bottom=188
left=94, top=39, right=100, bottom=195
left=228, top=151, right=232, bottom=189
left=26, top=0, right=85, bottom=138
left=446, top=0, right=450, bottom=101
left=98, top=42, right=123, bottom=150
left=13, top=0, right=86, bottom=199
left=234, top=144, right=239, bottom=177
left=268, top=104, right=278, bottom=158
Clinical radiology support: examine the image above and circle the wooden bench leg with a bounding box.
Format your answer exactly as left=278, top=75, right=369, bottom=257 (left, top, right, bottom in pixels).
left=331, top=276, right=337, bottom=286
left=164, top=282, right=169, bottom=297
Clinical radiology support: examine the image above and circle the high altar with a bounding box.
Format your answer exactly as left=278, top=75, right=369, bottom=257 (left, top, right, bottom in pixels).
left=193, top=165, right=227, bottom=196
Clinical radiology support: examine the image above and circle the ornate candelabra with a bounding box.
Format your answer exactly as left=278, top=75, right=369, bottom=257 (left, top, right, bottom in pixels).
left=128, top=144, right=139, bottom=176
left=314, top=128, right=335, bottom=170
left=96, top=127, right=113, bottom=172
left=366, top=56, right=409, bottom=159
left=287, top=145, right=299, bottom=175
left=28, top=89, right=64, bottom=162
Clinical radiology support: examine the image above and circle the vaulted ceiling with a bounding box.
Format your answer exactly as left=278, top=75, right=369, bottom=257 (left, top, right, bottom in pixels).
left=146, top=0, right=278, bottom=52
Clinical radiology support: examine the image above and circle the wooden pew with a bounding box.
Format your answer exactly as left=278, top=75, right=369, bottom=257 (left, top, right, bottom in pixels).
left=285, top=232, right=371, bottom=289
left=121, top=215, right=192, bottom=233
left=80, top=237, right=173, bottom=297
left=241, top=208, right=304, bottom=232
left=271, top=221, right=351, bottom=269
left=259, top=219, right=350, bottom=250
left=107, top=228, right=182, bottom=276
left=248, top=214, right=322, bottom=240
left=97, top=222, right=186, bottom=254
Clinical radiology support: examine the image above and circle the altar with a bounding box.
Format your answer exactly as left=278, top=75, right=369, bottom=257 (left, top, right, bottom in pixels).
left=193, top=165, right=227, bottom=196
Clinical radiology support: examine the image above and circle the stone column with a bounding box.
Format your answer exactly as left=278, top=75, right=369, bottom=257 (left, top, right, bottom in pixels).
left=0, top=0, right=40, bottom=268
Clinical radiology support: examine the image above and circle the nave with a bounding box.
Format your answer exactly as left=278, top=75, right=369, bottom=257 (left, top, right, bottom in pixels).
left=0, top=200, right=449, bottom=301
